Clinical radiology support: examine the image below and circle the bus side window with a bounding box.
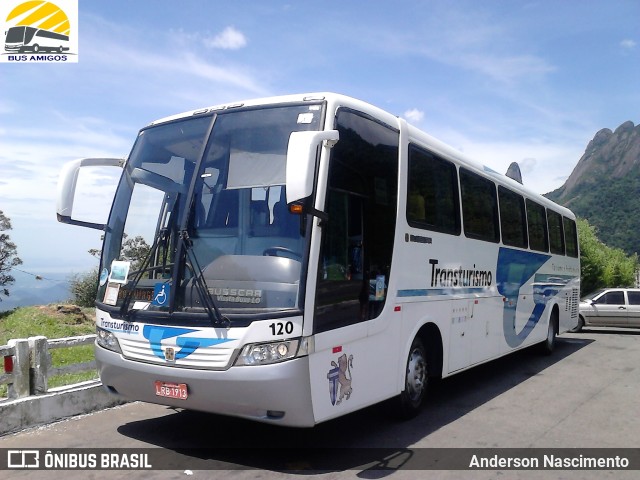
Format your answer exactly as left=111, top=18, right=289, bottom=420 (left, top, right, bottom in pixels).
left=407, top=145, right=460, bottom=235
left=498, top=186, right=527, bottom=248
left=563, top=217, right=579, bottom=258
left=526, top=199, right=549, bottom=252
left=547, top=210, right=565, bottom=255
left=460, top=168, right=499, bottom=243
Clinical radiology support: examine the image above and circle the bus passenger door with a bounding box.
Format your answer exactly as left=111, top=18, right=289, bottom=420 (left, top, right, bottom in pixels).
left=314, top=191, right=368, bottom=332
left=308, top=189, right=378, bottom=423
left=306, top=107, right=400, bottom=424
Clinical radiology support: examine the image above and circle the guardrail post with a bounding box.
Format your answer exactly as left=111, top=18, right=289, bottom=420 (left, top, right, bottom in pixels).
left=29, top=336, right=49, bottom=395
left=7, top=339, right=30, bottom=399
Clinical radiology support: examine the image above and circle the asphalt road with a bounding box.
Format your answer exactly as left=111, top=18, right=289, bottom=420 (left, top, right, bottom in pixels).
left=1, top=328, right=639, bottom=479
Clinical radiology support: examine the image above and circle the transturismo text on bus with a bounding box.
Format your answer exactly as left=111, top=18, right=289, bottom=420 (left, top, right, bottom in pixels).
left=429, top=258, right=493, bottom=288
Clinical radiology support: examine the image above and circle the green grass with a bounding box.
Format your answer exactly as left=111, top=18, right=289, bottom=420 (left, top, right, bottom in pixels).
left=1, top=305, right=98, bottom=396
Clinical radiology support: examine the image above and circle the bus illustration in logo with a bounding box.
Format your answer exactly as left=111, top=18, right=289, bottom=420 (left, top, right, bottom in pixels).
left=4, top=1, right=71, bottom=54
left=5, top=25, right=68, bottom=53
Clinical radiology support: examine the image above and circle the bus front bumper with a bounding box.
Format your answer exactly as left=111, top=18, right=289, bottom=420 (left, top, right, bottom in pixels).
left=95, top=344, right=315, bottom=427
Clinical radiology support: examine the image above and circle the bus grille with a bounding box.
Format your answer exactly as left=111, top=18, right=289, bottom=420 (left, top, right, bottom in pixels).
left=118, top=336, right=235, bottom=370
left=566, top=288, right=579, bottom=319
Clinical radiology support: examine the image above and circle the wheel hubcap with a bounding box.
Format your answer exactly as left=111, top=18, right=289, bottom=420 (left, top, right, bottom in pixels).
left=406, top=348, right=427, bottom=401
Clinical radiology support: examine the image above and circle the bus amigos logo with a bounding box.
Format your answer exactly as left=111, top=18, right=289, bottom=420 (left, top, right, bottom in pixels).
left=1, top=0, right=78, bottom=63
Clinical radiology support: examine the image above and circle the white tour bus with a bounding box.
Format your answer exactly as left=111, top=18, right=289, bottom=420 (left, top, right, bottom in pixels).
left=57, top=93, right=580, bottom=427
left=4, top=25, right=69, bottom=53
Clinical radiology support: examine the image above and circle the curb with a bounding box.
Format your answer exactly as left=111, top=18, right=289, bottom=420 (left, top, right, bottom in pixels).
left=0, top=380, right=127, bottom=436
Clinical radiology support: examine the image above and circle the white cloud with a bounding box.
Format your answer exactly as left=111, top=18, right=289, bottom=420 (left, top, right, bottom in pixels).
left=78, top=15, right=266, bottom=105
left=0, top=112, right=131, bottom=223
left=203, top=26, right=247, bottom=50
left=0, top=115, right=128, bottom=274
left=404, top=108, right=424, bottom=123
left=461, top=53, right=555, bottom=84
left=620, top=39, right=637, bottom=49
left=89, top=42, right=264, bottom=96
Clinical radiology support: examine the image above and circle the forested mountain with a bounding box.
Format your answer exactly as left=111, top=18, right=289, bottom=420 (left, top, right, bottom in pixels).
left=546, top=121, right=640, bottom=255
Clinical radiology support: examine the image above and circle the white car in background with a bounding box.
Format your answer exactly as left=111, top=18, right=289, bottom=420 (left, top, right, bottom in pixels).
left=573, top=288, right=640, bottom=331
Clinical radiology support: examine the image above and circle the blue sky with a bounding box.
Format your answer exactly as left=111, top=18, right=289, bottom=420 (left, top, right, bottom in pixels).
left=1, top=0, right=639, bottom=283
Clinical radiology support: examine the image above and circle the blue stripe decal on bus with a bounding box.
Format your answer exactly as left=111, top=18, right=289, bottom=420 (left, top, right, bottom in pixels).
left=397, top=287, right=487, bottom=297
left=143, top=325, right=234, bottom=360
left=398, top=247, right=576, bottom=348
left=496, top=247, right=552, bottom=347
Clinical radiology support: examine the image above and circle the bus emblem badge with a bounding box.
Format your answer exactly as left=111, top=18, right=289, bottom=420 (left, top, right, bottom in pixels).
left=327, top=353, right=354, bottom=406
left=164, top=347, right=176, bottom=362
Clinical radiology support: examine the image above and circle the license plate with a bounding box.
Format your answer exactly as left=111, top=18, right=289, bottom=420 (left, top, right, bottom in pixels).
left=154, top=381, right=188, bottom=400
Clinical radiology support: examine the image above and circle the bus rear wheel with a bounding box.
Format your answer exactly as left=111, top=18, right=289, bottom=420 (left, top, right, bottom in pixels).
left=396, top=336, right=428, bottom=418
left=539, top=310, right=558, bottom=355
left=569, top=315, right=584, bottom=333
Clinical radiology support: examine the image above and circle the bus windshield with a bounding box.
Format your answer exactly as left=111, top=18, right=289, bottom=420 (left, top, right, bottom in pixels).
left=99, top=103, right=324, bottom=325
left=6, top=26, right=36, bottom=44
left=5, top=27, right=25, bottom=43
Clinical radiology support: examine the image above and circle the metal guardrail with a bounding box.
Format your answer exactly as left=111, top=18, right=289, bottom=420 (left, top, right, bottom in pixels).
left=1, top=334, right=97, bottom=400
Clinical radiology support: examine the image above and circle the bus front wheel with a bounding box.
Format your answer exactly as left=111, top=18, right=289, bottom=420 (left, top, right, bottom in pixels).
left=32, top=44, right=40, bottom=53
left=396, top=336, right=428, bottom=418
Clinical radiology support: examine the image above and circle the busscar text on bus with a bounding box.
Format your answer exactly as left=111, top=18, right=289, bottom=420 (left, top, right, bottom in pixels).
left=4, top=25, right=69, bottom=53
left=56, top=93, right=580, bottom=427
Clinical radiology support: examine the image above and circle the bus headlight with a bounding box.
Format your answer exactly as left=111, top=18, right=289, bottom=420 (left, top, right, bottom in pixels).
left=235, top=338, right=306, bottom=366
left=96, top=326, right=122, bottom=354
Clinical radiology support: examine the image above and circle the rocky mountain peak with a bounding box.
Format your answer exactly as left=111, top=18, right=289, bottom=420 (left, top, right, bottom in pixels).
left=552, top=121, right=640, bottom=198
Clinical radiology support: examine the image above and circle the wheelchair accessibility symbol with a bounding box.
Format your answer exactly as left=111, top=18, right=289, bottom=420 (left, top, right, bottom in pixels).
left=152, top=283, right=170, bottom=306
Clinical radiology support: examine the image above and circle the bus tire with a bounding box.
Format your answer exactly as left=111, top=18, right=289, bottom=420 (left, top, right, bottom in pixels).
left=569, top=315, right=584, bottom=333
left=32, top=44, right=40, bottom=53
left=396, top=336, right=428, bottom=419
left=539, top=310, right=558, bottom=355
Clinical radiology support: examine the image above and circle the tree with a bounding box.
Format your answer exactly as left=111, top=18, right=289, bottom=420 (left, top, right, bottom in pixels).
left=89, top=234, right=151, bottom=271
left=577, top=219, right=606, bottom=295
left=0, top=211, right=23, bottom=301
left=70, top=234, right=151, bottom=307
left=69, top=268, right=100, bottom=308
left=577, top=218, right=638, bottom=296
left=120, top=235, right=151, bottom=272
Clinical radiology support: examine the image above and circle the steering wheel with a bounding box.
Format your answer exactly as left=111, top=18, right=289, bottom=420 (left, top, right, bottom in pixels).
left=263, top=247, right=302, bottom=260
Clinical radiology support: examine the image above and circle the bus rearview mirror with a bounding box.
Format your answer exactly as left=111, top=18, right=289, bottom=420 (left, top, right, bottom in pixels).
left=56, top=157, right=124, bottom=230
left=286, top=130, right=339, bottom=203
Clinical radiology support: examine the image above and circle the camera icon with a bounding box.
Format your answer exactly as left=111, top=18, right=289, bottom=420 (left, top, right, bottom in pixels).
left=7, top=450, right=39, bottom=468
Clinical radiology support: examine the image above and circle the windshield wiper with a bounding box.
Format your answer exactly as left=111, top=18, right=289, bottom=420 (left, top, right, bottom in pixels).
left=178, top=230, right=230, bottom=328
left=118, top=226, right=171, bottom=318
